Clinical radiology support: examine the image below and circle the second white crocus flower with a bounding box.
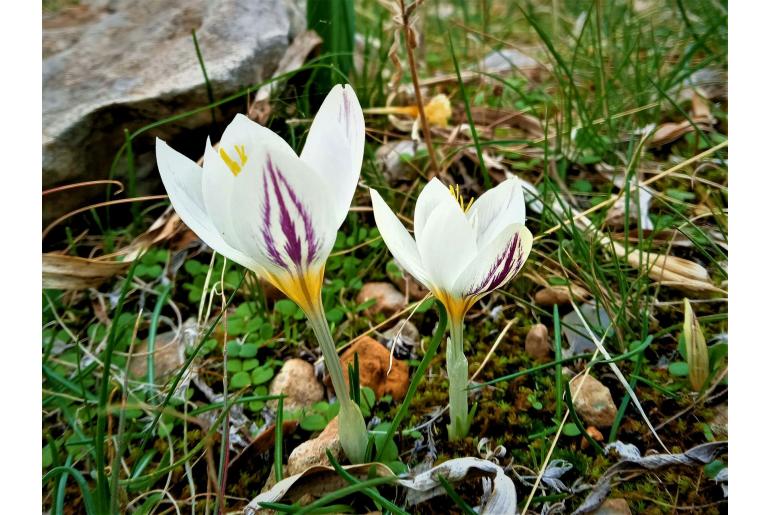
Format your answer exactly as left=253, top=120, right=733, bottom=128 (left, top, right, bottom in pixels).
left=156, top=85, right=369, bottom=463
left=370, top=177, right=533, bottom=439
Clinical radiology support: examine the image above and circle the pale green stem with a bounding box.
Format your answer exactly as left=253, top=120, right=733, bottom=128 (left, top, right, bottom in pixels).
left=306, top=308, right=368, bottom=463
left=447, top=318, right=469, bottom=440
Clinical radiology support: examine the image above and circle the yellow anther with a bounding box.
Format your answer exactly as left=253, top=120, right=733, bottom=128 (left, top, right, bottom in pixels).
left=235, top=144, right=248, bottom=166
left=449, top=184, right=475, bottom=213
left=220, top=145, right=248, bottom=176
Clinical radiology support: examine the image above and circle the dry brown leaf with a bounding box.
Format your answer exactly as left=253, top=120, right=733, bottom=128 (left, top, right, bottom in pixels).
left=245, top=463, right=395, bottom=514
left=533, top=284, right=591, bottom=306
left=609, top=240, right=721, bottom=295
left=398, top=457, right=516, bottom=512
left=247, top=457, right=516, bottom=515
left=648, top=89, right=715, bottom=147
left=114, top=209, right=183, bottom=261
left=466, top=106, right=545, bottom=137
left=608, top=228, right=697, bottom=247
left=42, top=208, right=183, bottom=290
left=647, top=120, right=698, bottom=147
left=521, top=177, right=721, bottom=296
left=42, top=254, right=131, bottom=290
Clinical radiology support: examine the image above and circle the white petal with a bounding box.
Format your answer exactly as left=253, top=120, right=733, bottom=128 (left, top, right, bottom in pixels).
left=413, top=178, right=454, bottom=244
left=466, top=177, right=526, bottom=248
left=228, top=143, right=336, bottom=273
left=201, top=138, right=241, bottom=249
left=416, top=200, right=477, bottom=292
left=369, top=188, right=429, bottom=286
left=155, top=138, right=260, bottom=270
left=300, top=84, right=365, bottom=229
left=452, top=223, right=532, bottom=297
left=223, top=113, right=296, bottom=156
left=200, top=114, right=296, bottom=251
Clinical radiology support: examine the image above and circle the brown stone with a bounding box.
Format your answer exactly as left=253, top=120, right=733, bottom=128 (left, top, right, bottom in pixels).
left=590, top=498, right=632, bottom=515
left=357, top=282, right=407, bottom=316
left=569, top=374, right=618, bottom=428
left=42, top=0, right=292, bottom=223
left=269, top=359, right=325, bottom=412
left=287, top=417, right=342, bottom=475
left=525, top=323, right=550, bottom=360
left=129, top=331, right=184, bottom=380
left=534, top=285, right=590, bottom=306
left=329, top=336, right=409, bottom=401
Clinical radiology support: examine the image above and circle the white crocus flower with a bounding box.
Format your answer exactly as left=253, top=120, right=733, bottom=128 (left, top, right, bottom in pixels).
left=156, top=84, right=369, bottom=463
left=370, top=178, right=533, bottom=439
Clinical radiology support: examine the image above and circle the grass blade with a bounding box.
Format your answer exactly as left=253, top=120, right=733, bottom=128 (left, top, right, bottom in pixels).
left=437, top=474, right=477, bottom=515
left=275, top=396, right=284, bottom=482
left=553, top=305, right=563, bottom=422
left=191, top=28, right=216, bottom=125
left=447, top=30, right=490, bottom=188
left=325, top=450, right=407, bottom=515
left=43, top=466, right=98, bottom=515
left=95, top=261, right=138, bottom=513
left=376, top=302, right=447, bottom=461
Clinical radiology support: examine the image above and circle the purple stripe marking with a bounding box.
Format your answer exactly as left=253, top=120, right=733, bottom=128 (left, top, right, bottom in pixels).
left=466, top=232, right=523, bottom=296
left=338, top=88, right=353, bottom=139
left=272, top=161, right=320, bottom=263
left=261, top=172, right=285, bottom=267
left=261, top=156, right=320, bottom=267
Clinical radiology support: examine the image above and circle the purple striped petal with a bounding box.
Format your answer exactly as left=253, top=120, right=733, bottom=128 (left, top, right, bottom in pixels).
left=261, top=172, right=285, bottom=267
left=465, top=232, right=525, bottom=296
left=260, top=155, right=321, bottom=268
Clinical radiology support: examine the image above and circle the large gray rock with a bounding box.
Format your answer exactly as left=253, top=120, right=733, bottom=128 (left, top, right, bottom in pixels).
left=42, top=0, right=295, bottom=221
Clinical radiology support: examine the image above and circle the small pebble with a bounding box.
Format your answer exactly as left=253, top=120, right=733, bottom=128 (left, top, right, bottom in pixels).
left=590, top=498, right=632, bottom=515
left=357, top=282, right=407, bottom=316
left=569, top=374, right=618, bottom=428
left=269, top=359, right=325, bottom=411
left=525, top=323, right=550, bottom=361
left=534, top=285, right=590, bottom=306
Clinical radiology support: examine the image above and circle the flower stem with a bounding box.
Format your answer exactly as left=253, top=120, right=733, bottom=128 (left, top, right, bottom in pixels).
left=306, top=309, right=368, bottom=463
left=447, top=318, right=469, bottom=440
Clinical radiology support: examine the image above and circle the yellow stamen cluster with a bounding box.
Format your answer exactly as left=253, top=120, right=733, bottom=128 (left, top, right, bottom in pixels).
left=220, top=144, right=248, bottom=176
left=449, top=184, right=475, bottom=213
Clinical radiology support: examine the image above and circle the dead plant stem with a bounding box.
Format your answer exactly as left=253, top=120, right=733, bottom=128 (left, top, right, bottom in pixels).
left=399, top=0, right=440, bottom=176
